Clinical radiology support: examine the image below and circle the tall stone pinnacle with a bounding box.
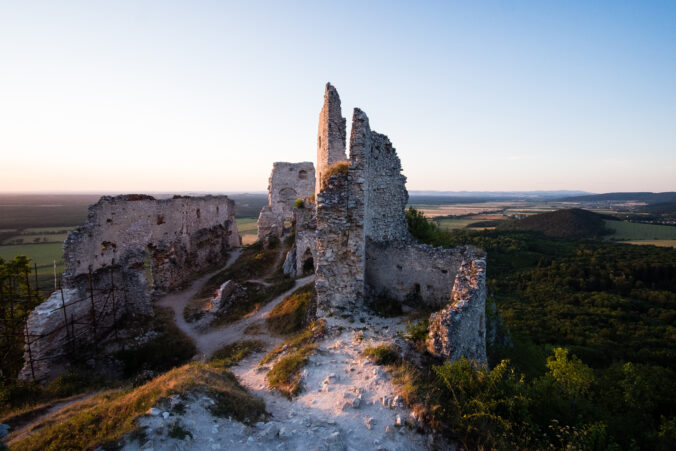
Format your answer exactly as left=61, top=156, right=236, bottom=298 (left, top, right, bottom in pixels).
left=316, top=82, right=347, bottom=194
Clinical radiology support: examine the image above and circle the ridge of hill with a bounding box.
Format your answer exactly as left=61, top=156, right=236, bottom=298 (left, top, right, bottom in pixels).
left=558, top=192, right=676, bottom=204
left=498, top=208, right=612, bottom=239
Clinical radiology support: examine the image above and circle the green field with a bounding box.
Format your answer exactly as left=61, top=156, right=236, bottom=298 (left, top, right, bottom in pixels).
left=605, top=220, right=676, bottom=240
left=22, top=227, right=75, bottom=234
left=236, top=217, right=258, bottom=245
left=436, top=218, right=487, bottom=230
left=236, top=217, right=257, bottom=233
left=0, top=242, right=65, bottom=276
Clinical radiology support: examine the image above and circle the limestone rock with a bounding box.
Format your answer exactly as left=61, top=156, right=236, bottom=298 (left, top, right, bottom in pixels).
left=427, top=258, right=488, bottom=365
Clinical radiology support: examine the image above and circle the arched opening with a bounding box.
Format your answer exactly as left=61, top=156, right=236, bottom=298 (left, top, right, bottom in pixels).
left=298, top=170, right=308, bottom=180
left=302, top=248, right=314, bottom=276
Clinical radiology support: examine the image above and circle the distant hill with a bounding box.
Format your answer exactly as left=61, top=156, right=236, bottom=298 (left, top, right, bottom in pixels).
left=558, top=192, right=676, bottom=204
left=639, top=201, right=676, bottom=217
left=410, top=190, right=592, bottom=201
left=498, top=208, right=612, bottom=239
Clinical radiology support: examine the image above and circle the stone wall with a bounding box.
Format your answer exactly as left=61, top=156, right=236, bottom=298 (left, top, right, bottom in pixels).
left=427, top=257, right=488, bottom=365
left=366, top=241, right=480, bottom=308
left=315, top=168, right=365, bottom=311
left=21, top=194, right=240, bottom=381
left=316, top=83, right=347, bottom=195
left=293, top=203, right=317, bottom=277
left=258, top=162, right=315, bottom=241
left=363, top=131, right=409, bottom=243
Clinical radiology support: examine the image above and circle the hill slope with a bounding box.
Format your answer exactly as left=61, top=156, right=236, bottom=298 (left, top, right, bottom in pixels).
left=498, top=208, right=611, bottom=239
left=558, top=192, right=676, bottom=204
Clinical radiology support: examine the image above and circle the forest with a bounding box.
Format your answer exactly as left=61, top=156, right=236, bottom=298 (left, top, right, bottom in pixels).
left=403, top=207, right=676, bottom=449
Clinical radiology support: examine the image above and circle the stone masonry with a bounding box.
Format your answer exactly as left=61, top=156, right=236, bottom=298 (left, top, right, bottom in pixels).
left=259, top=83, right=487, bottom=365
left=427, top=258, right=488, bottom=364
left=258, top=162, right=315, bottom=242
left=21, top=194, right=240, bottom=381
left=315, top=83, right=347, bottom=194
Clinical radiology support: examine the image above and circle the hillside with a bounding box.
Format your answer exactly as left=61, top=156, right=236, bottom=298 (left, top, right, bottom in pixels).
left=558, top=192, right=676, bottom=204
left=498, top=208, right=612, bottom=239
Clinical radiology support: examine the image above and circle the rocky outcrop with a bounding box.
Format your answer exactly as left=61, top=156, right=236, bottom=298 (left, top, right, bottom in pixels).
left=427, top=258, right=487, bottom=365
left=21, top=194, right=240, bottom=381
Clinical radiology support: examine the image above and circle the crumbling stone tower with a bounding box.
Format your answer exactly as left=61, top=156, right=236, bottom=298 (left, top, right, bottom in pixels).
left=261, top=84, right=488, bottom=365
left=315, top=83, right=347, bottom=195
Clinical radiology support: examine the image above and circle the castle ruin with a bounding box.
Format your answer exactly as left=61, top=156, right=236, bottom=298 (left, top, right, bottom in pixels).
left=260, top=83, right=487, bottom=364
left=21, top=195, right=240, bottom=381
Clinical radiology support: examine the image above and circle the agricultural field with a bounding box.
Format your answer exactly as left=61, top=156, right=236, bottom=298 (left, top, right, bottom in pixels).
left=236, top=217, right=258, bottom=245
left=605, top=220, right=676, bottom=247
left=0, top=242, right=65, bottom=290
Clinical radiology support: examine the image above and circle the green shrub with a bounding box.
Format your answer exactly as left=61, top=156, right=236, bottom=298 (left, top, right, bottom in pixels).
left=362, top=345, right=401, bottom=365
left=293, top=198, right=304, bottom=209
left=168, top=422, right=193, bottom=440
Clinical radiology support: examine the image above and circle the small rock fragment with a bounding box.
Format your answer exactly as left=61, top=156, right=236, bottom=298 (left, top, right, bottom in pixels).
left=364, top=417, right=375, bottom=430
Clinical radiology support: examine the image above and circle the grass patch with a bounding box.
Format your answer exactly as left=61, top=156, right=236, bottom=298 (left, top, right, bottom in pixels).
left=266, top=282, right=315, bottom=335
left=266, top=345, right=315, bottom=398
left=210, top=340, right=265, bottom=368
left=362, top=345, right=401, bottom=365
left=243, top=321, right=266, bottom=335
left=260, top=320, right=326, bottom=366
left=9, top=362, right=265, bottom=450
left=261, top=321, right=326, bottom=398
left=325, top=161, right=349, bottom=178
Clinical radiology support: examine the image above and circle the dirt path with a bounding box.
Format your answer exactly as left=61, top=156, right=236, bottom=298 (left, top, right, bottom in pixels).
left=157, top=248, right=314, bottom=359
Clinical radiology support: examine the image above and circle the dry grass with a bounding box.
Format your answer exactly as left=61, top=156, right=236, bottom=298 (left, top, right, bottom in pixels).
left=9, top=362, right=265, bottom=450
left=210, top=340, right=265, bottom=368
left=266, top=282, right=314, bottom=336
left=265, top=345, right=316, bottom=398
left=261, top=321, right=326, bottom=398
left=362, top=345, right=401, bottom=366
left=325, top=161, right=349, bottom=178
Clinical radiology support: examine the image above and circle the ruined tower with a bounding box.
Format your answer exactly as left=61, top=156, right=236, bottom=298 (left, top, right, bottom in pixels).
left=315, top=83, right=347, bottom=195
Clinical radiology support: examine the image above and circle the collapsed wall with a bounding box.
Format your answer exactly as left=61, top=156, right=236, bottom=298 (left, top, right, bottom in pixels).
left=427, top=258, right=488, bottom=364
left=21, top=194, right=240, bottom=381
left=257, top=162, right=315, bottom=241
left=365, top=241, right=478, bottom=308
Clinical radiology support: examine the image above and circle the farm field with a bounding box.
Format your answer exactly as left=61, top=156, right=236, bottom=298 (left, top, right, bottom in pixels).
left=236, top=217, right=258, bottom=245
left=625, top=240, right=676, bottom=248
left=605, top=220, right=676, bottom=240
left=0, top=242, right=65, bottom=285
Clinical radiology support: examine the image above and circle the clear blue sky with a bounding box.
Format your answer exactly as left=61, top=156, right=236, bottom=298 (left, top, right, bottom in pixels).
left=1, top=0, right=674, bottom=193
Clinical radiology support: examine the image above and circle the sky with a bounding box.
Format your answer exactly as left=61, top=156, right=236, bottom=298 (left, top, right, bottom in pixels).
left=0, top=0, right=675, bottom=194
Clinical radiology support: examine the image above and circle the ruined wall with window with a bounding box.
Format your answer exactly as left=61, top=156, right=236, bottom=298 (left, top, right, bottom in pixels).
left=21, top=194, right=240, bottom=381
left=257, top=162, right=315, bottom=242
